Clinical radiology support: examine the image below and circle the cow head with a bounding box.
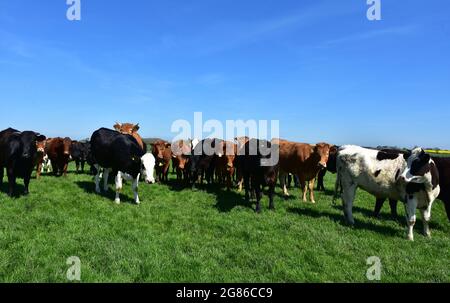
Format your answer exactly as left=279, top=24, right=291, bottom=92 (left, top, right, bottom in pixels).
left=36, top=138, right=46, bottom=156
left=141, top=153, right=156, bottom=184
left=114, top=122, right=140, bottom=135
left=63, top=137, right=72, bottom=157
left=221, top=141, right=237, bottom=172
left=313, top=143, right=331, bottom=169
left=152, top=140, right=170, bottom=162
left=11, top=131, right=46, bottom=160
left=171, top=140, right=191, bottom=170
left=401, top=148, right=439, bottom=189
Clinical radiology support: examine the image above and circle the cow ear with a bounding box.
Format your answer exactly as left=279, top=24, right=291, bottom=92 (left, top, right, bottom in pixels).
left=133, top=124, right=140, bottom=132
left=113, top=123, right=121, bottom=131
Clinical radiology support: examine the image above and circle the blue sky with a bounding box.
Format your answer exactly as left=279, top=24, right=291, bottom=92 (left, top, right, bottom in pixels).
left=0, top=0, right=449, bottom=148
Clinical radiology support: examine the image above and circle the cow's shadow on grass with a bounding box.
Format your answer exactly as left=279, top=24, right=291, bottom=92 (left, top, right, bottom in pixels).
left=0, top=182, right=27, bottom=198
left=74, top=181, right=138, bottom=205
left=288, top=206, right=401, bottom=237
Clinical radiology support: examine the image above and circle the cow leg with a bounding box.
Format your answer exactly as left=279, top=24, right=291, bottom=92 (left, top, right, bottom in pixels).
left=81, top=161, right=85, bottom=173
left=103, top=168, right=110, bottom=192
left=0, top=166, right=3, bottom=186
left=420, top=204, right=432, bottom=238
left=243, top=173, right=250, bottom=202
left=279, top=172, right=289, bottom=196
left=300, top=180, right=308, bottom=202
left=255, top=183, right=262, bottom=213
left=7, top=167, right=16, bottom=197
left=63, top=161, right=69, bottom=177
left=75, top=161, right=80, bottom=173
left=389, top=199, right=398, bottom=219
left=405, top=197, right=418, bottom=241
left=308, top=179, right=316, bottom=203
left=132, top=174, right=140, bottom=204
left=23, top=173, right=31, bottom=195
left=268, top=183, right=275, bottom=210
left=373, top=198, right=385, bottom=218
left=114, top=171, right=123, bottom=204
left=52, top=162, right=58, bottom=176
left=36, top=161, right=42, bottom=179
left=444, top=198, right=450, bottom=222
left=341, top=183, right=357, bottom=225
left=94, top=165, right=102, bottom=193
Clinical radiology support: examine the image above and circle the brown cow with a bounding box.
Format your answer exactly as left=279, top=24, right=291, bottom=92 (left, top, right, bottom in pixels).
left=277, top=140, right=331, bottom=203
left=46, top=137, right=72, bottom=176
left=35, top=138, right=47, bottom=179
left=113, top=122, right=144, bottom=150
left=171, top=140, right=191, bottom=183
left=151, top=140, right=171, bottom=183
left=215, top=141, right=237, bottom=191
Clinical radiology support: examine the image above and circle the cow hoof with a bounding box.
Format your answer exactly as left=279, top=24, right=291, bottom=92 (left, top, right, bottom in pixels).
left=423, top=231, right=431, bottom=238
left=114, top=199, right=121, bottom=205
left=95, top=188, right=101, bottom=194
left=311, top=200, right=316, bottom=204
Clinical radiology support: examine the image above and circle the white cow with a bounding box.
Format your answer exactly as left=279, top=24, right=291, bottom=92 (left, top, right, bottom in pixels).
left=335, top=145, right=440, bottom=240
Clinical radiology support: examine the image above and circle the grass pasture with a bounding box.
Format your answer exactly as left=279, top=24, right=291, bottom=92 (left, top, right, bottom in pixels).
left=0, top=163, right=449, bottom=282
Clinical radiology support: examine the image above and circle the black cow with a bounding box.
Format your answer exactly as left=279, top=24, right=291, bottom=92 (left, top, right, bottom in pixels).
left=236, top=139, right=279, bottom=213
left=189, top=138, right=222, bottom=189
left=90, top=128, right=148, bottom=204
left=71, top=141, right=90, bottom=173
left=0, top=128, right=46, bottom=196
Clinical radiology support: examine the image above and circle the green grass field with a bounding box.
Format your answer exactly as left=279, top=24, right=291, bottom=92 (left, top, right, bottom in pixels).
left=0, top=163, right=449, bottom=282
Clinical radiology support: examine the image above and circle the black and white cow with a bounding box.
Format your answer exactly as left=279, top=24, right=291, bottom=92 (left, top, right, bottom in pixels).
left=90, top=128, right=155, bottom=204
left=236, top=139, right=280, bottom=213
left=0, top=128, right=46, bottom=196
left=335, top=145, right=440, bottom=241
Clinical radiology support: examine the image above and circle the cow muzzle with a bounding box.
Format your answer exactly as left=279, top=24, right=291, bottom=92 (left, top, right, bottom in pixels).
left=318, top=162, right=327, bottom=169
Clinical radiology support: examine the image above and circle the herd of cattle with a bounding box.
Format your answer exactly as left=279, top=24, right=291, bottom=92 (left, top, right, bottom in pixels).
left=0, top=123, right=449, bottom=241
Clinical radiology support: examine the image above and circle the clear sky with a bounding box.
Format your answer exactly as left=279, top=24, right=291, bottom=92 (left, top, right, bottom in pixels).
left=0, top=0, right=449, bottom=148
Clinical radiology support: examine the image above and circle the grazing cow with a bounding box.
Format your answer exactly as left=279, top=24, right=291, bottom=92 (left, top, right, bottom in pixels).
left=316, top=145, right=338, bottom=191
left=215, top=141, right=237, bottom=191
left=70, top=141, right=90, bottom=173
left=189, top=138, right=222, bottom=188
left=171, top=140, right=192, bottom=183
left=151, top=140, right=172, bottom=183
left=373, top=156, right=450, bottom=222
left=236, top=139, right=279, bottom=212
left=0, top=128, right=46, bottom=196
left=35, top=138, right=47, bottom=179
left=113, top=122, right=144, bottom=150
left=90, top=128, right=155, bottom=204
left=335, top=146, right=440, bottom=240
left=277, top=140, right=331, bottom=203
left=46, top=137, right=72, bottom=176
